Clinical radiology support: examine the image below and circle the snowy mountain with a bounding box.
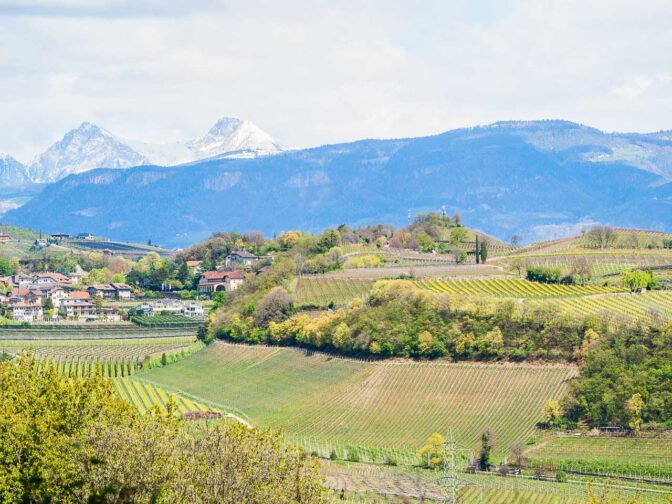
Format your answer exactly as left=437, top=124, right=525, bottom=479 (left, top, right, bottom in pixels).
left=25, top=117, right=284, bottom=183
left=28, top=122, right=150, bottom=183
left=0, top=154, right=32, bottom=188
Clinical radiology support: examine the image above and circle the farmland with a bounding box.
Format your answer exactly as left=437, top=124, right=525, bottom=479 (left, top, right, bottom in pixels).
left=322, top=461, right=672, bottom=503
left=548, top=291, right=672, bottom=322
left=415, top=278, right=625, bottom=298
left=113, top=377, right=219, bottom=416
left=293, top=277, right=373, bottom=307
left=142, top=342, right=577, bottom=461
left=524, top=435, right=672, bottom=479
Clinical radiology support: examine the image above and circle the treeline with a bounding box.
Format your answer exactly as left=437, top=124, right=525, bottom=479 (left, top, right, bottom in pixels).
left=563, top=323, right=672, bottom=429
left=216, top=280, right=591, bottom=361
left=0, top=354, right=325, bottom=503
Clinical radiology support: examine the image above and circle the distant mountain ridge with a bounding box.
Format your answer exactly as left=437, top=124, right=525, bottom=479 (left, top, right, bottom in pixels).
left=7, top=117, right=284, bottom=184
left=5, top=119, right=671, bottom=247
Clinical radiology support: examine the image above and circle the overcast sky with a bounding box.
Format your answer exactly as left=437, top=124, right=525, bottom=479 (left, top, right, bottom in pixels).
left=1, top=0, right=671, bottom=162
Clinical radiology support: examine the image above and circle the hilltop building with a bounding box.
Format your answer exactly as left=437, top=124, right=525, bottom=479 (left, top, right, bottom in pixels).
left=197, top=270, right=244, bottom=294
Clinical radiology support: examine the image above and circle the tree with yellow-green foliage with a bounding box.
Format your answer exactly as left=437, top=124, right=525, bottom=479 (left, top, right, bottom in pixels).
left=0, top=353, right=326, bottom=503
left=417, top=433, right=445, bottom=469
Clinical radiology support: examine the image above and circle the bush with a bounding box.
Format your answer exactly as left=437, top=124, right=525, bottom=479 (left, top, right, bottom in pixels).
left=344, top=254, right=384, bottom=269
left=346, top=449, right=361, bottom=463
left=526, top=266, right=562, bottom=283
left=329, top=450, right=338, bottom=461
left=556, top=470, right=567, bottom=483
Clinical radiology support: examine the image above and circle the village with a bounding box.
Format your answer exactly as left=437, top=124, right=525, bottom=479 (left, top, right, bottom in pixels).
left=0, top=231, right=266, bottom=323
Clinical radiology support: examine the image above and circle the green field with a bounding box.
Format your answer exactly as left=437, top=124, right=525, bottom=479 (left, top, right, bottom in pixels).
left=142, top=342, right=577, bottom=461
left=293, top=277, right=374, bottom=307
left=525, top=435, right=672, bottom=479
left=415, top=278, right=625, bottom=298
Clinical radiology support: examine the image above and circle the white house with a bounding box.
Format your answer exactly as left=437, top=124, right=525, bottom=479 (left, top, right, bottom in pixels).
left=183, top=303, right=205, bottom=319
left=10, top=302, right=43, bottom=322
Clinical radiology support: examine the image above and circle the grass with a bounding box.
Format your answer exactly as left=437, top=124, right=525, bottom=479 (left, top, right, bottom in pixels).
left=142, top=342, right=577, bottom=461
left=112, top=377, right=217, bottom=416
left=415, top=278, right=625, bottom=298
left=293, top=277, right=373, bottom=307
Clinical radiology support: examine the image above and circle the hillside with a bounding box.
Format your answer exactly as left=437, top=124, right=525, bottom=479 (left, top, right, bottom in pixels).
left=5, top=120, right=672, bottom=246
left=142, top=342, right=577, bottom=460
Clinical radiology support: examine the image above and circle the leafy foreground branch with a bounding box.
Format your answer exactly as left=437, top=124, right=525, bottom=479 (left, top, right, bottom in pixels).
left=0, top=354, right=326, bottom=504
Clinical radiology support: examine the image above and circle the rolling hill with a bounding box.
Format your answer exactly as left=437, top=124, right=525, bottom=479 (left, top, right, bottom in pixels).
left=4, top=120, right=672, bottom=246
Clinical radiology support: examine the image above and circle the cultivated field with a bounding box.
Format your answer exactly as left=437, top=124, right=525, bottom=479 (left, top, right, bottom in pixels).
left=524, top=435, right=672, bottom=479
left=323, top=263, right=507, bottom=280
left=293, top=277, right=374, bottom=307
left=142, top=342, right=577, bottom=461
left=415, top=278, right=625, bottom=298
left=548, top=291, right=672, bottom=323
left=322, top=461, right=672, bottom=503
left=113, top=377, right=217, bottom=416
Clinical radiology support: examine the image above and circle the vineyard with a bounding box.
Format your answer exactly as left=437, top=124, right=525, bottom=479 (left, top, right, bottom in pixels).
left=548, top=291, right=672, bottom=323
left=112, top=378, right=218, bottom=416
left=293, top=277, right=373, bottom=307
left=0, top=324, right=198, bottom=340
left=322, top=461, right=672, bottom=503
left=415, top=278, right=625, bottom=298
left=1, top=337, right=202, bottom=377
left=501, top=251, right=672, bottom=278
left=524, top=435, right=672, bottom=480
left=143, top=342, right=577, bottom=460
left=131, top=314, right=203, bottom=327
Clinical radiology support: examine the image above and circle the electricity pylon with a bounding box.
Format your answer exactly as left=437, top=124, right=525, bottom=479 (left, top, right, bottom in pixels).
left=440, top=430, right=471, bottom=503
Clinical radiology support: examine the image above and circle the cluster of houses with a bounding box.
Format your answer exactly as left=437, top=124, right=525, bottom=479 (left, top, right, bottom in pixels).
left=0, top=271, right=132, bottom=322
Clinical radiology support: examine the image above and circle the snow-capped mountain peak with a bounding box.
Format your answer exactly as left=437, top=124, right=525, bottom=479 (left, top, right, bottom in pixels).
left=0, top=153, right=31, bottom=188
left=28, top=122, right=149, bottom=183
left=187, top=116, right=285, bottom=159
left=17, top=117, right=284, bottom=184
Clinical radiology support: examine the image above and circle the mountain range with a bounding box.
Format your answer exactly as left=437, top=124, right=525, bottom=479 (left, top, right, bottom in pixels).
left=1, top=117, right=284, bottom=184
left=4, top=120, right=671, bottom=247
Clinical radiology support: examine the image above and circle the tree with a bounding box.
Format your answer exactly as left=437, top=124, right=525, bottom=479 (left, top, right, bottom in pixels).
left=510, top=235, right=522, bottom=246
left=542, top=400, right=562, bottom=427
left=478, top=430, right=495, bottom=471
left=625, top=393, right=644, bottom=432
left=479, top=240, right=489, bottom=264
left=475, top=235, right=480, bottom=264
left=449, top=227, right=468, bottom=245
left=570, top=256, right=592, bottom=286
left=622, top=269, right=655, bottom=293
left=253, top=287, right=293, bottom=328
left=0, top=353, right=327, bottom=503
left=0, top=257, right=12, bottom=276
left=42, top=297, right=54, bottom=319
left=417, top=433, right=445, bottom=469
left=585, top=226, right=617, bottom=250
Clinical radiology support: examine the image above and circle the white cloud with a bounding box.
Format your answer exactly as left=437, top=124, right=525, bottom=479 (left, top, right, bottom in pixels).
left=0, top=0, right=671, bottom=161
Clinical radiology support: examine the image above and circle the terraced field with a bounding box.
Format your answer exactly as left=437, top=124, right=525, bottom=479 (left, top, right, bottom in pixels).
left=549, top=291, right=672, bottom=322
left=415, top=278, right=625, bottom=298
left=293, top=277, right=374, bottom=307
left=0, top=324, right=198, bottom=340
left=143, top=342, right=577, bottom=460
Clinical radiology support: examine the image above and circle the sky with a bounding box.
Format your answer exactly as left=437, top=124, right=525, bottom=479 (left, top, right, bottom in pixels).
left=1, top=0, right=671, bottom=162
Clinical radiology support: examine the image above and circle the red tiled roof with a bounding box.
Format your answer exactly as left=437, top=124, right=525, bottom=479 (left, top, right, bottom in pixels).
left=36, top=272, right=71, bottom=283
left=200, top=270, right=244, bottom=281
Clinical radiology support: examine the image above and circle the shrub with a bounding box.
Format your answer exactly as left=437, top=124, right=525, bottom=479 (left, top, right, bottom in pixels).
left=329, top=450, right=338, bottom=461
left=344, top=254, right=384, bottom=269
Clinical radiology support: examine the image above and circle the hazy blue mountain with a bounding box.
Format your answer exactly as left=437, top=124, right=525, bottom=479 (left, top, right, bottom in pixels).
left=5, top=120, right=672, bottom=246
